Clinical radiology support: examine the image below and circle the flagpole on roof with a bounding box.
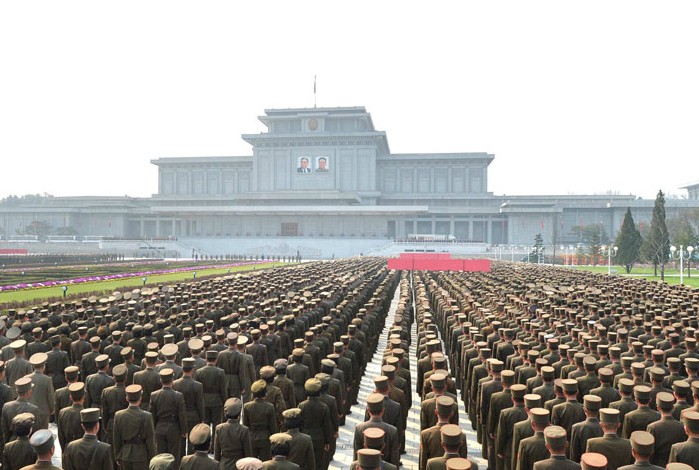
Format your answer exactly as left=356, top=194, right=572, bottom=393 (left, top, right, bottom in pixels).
left=314, top=75, right=317, bottom=108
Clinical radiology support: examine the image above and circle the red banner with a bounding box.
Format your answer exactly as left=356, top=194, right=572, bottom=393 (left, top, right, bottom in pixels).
left=388, top=253, right=491, bottom=272
left=0, top=249, right=28, bottom=255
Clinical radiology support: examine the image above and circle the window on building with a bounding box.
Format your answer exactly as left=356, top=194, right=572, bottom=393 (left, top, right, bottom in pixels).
left=281, top=223, right=298, bottom=236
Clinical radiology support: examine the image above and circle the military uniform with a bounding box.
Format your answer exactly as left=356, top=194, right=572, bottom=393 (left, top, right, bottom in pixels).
left=285, top=427, right=315, bottom=470
left=63, top=434, right=114, bottom=470
left=532, top=454, right=581, bottom=470
left=194, top=361, right=227, bottom=438
left=244, top=393, right=279, bottom=461
left=622, top=406, right=660, bottom=439
left=86, top=370, right=115, bottom=409
left=150, top=383, right=187, bottom=466
left=586, top=434, right=633, bottom=470
left=113, top=401, right=156, bottom=469
left=419, top=424, right=468, bottom=470
left=515, top=432, right=548, bottom=470
left=2, top=436, right=36, bottom=470
left=132, top=366, right=160, bottom=411
left=27, top=357, right=55, bottom=430
left=57, top=403, right=84, bottom=451
left=173, top=368, right=205, bottom=455
left=647, top=416, right=686, bottom=466
left=214, top=416, right=254, bottom=467
left=668, top=437, right=699, bottom=469
left=1, top=396, right=39, bottom=444
left=101, top=382, right=128, bottom=446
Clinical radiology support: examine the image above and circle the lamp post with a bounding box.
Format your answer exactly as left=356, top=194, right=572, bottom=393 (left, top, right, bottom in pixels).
left=601, top=245, right=618, bottom=275
left=670, top=245, right=694, bottom=285
left=511, top=245, right=516, bottom=262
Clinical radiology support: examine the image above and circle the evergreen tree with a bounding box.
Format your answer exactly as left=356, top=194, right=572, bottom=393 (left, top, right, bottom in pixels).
left=615, top=208, right=642, bottom=274
left=642, top=190, right=670, bottom=279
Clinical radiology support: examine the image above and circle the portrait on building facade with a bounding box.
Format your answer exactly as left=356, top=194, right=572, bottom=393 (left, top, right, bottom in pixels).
left=316, top=156, right=330, bottom=172
left=297, top=157, right=312, bottom=173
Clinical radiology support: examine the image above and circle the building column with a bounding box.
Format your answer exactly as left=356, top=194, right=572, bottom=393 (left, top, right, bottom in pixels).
left=468, top=218, right=473, bottom=241
left=140, top=218, right=145, bottom=238
left=486, top=217, right=492, bottom=244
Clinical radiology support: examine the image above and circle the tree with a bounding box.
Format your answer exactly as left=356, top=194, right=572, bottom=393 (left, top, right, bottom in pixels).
left=614, top=208, right=642, bottom=274
left=642, top=190, right=670, bottom=280
left=17, top=220, right=53, bottom=241
left=570, top=223, right=609, bottom=265
left=532, top=233, right=544, bottom=263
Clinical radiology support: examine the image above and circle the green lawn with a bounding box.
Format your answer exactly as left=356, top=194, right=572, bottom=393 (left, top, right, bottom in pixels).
left=0, top=262, right=282, bottom=307
left=561, top=264, right=699, bottom=287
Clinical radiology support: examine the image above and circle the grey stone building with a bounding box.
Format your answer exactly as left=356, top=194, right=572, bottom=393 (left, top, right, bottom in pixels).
left=1, top=106, right=697, bottom=257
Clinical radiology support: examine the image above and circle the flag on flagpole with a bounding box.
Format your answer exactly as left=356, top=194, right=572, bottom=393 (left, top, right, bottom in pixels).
left=314, top=75, right=316, bottom=94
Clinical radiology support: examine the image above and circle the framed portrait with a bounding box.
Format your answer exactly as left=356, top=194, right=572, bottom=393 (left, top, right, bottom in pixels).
left=297, top=157, right=312, bottom=173
left=315, top=156, right=330, bottom=173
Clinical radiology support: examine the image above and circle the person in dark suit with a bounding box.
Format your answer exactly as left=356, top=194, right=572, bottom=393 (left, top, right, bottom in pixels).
left=62, top=407, right=114, bottom=470
left=297, top=158, right=311, bottom=173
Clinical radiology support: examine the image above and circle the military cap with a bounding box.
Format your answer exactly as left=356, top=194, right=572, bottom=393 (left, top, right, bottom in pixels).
left=10, top=339, right=27, bottom=351
left=89, top=336, right=101, bottom=345
left=15, top=377, right=33, bottom=394
left=618, top=378, right=634, bottom=394
left=282, top=408, right=301, bottom=420
left=357, top=449, right=382, bottom=469
left=363, top=427, right=385, bottom=447
left=673, top=380, right=690, bottom=394
left=436, top=395, right=455, bottom=415
left=205, top=349, right=218, bottom=361
left=274, top=358, right=288, bottom=370
left=29, top=429, right=54, bottom=454
left=561, top=379, right=578, bottom=393
left=656, top=391, right=675, bottom=410
left=598, top=367, right=613, bottom=382
left=12, top=412, right=35, bottom=429
left=158, top=368, right=174, bottom=381
left=49, top=335, right=61, bottom=346
left=501, top=370, right=516, bottom=385
left=235, top=457, right=263, bottom=470
left=440, top=423, right=463, bottom=446
left=373, top=375, right=389, bottom=391
left=110, top=364, right=126, bottom=380
left=188, top=338, right=204, bottom=351
left=95, top=354, right=110, bottom=367
left=580, top=452, right=607, bottom=470
left=304, top=378, right=321, bottom=394
left=490, top=360, right=504, bottom=372
left=530, top=408, right=550, bottom=426
left=80, top=407, right=101, bottom=423
left=126, top=384, right=143, bottom=401
left=259, top=366, right=275, bottom=379
left=6, top=327, right=21, bottom=340
left=120, top=346, right=133, bottom=358
left=292, top=348, right=305, bottom=358
left=621, top=357, right=634, bottom=367
left=665, top=463, right=693, bottom=470
left=161, top=344, right=178, bottom=357
left=524, top=394, right=542, bottom=409
left=181, top=358, right=196, bottom=371
left=367, top=393, right=385, bottom=413
left=682, top=410, right=699, bottom=433
left=634, top=385, right=651, bottom=401
left=189, top=423, right=211, bottom=445
left=250, top=380, right=267, bottom=394
left=583, top=355, right=597, bottom=370
left=68, top=381, right=85, bottom=397
left=685, top=357, right=699, bottom=371
left=649, top=367, right=666, bottom=381
left=541, top=366, right=555, bottom=380
left=430, top=373, right=446, bottom=390
left=224, top=397, right=243, bottom=418
left=599, top=407, right=620, bottom=424
left=543, top=425, right=567, bottom=449
left=64, top=365, right=80, bottom=380
left=149, top=453, right=176, bottom=470
left=445, top=458, right=472, bottom=470
left=583, top=395, right=602, bottom=411
left=269, top=432, right=292, bottom=447
left=629, top=430, right=654, bottom=455
left=511, top=384, right=527, bottom=399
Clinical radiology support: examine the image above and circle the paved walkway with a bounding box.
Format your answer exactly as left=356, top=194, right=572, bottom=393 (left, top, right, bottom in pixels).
left=330, top=283, right=487, bottom=469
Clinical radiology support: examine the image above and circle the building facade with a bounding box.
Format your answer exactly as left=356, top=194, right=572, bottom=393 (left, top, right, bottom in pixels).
left=1, top=106, right=697, bottom=252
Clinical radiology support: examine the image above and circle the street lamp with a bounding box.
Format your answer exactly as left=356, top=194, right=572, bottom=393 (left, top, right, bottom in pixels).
left=670, top=245, right=694, bottom=285
left=601, top=245, right=618, bottom=275
left=510, top=245, right=516, bottom=262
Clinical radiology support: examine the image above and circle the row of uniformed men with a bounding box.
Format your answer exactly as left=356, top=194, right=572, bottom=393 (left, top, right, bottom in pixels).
left=411, top=271, right=699, bottom=470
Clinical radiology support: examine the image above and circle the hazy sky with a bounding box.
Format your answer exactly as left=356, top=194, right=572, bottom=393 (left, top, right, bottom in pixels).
left=1, top=1, right=697, bottom=201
